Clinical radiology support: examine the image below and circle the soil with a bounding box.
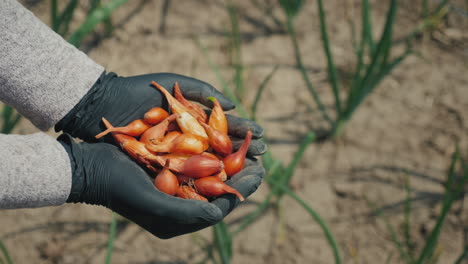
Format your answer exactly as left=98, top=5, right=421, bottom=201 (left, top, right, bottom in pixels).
left=2, top=0, right=468, bottom=263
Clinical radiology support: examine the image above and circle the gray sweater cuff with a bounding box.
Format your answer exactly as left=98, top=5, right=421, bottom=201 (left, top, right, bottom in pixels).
left=0, top=133, right=72, bottom=208
left=0, top=0, right=104, bottom=130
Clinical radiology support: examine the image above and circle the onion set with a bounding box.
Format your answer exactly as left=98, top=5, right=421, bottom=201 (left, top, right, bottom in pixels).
left=95, top=81, right=250, bottom=202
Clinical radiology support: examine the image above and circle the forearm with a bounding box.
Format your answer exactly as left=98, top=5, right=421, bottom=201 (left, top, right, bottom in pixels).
left=0, top=0, right=104, bottom=130
left=0, top=133, right=71, bottom=208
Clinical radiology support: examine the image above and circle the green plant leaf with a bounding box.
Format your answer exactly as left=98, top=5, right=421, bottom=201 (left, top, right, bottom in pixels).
left=51, top=0, right=59, bottom=31
left=266, top=178, right=342, bottom=264
left=89, top=0, right=101, bottom=12
left=279, top=0, right=304, bottom=19
left=345, top=0, right=375, bottom=121
left=2, top=105, right=12, bottom=122
left=433, top=0, right=450, bottom=18
left=68, top=0, right=128, bottom=47
left=213, top=221, right=232, bottom=264
left=366, top=197, right=411, bottom=263
left=56, top=0, right=79, bottom=36
left=0, top=240, right=12, bottom=264
left=416, top=149, right=466, bottom=263
left=344, top=0, right=400, bottom=120
left=403, top=173, right=416, bottom=262
left=1, top=105, right=22, bottom=134
left=404, top=175, right=412, bottom=258
left=385, top=252, right=394, bottom=264
left=421, top=0, right=429, bottom=18
left=195, top=37, right=249, bottom=118
left=252, top=65, right=279, bottom=120
left=232, top=189, right=276, bottom=236
left=277, top=132, right=315, bottom=193
left=286, top=18, right=333, bottom=126
left=260, top=148, right=277, bottom=170
left=363, top=49, right=410, bottom=99
left=227, top=1, right=244, bottom=100
left=284, top=132, right=315, bottom=178
left=233, top=157, right=285, bottom=235
left=454, top=246, right=468, bottom=264
left=105, top=213, right=117, bottom=264
left=317, top=0, right=341, bottom=115
left=89, top=0, right=114, bottom=35
left=362, top=0, right=375, bottom=55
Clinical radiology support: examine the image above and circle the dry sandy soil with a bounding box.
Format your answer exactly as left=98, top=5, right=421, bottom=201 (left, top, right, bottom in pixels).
left=1, top=0, right=468, bottom=263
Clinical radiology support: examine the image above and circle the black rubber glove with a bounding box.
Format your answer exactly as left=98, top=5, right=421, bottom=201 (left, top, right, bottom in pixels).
left=56, top=72, right=267, bottom=238
left=56, top=71, right=266, bottom=154
left=58, top=134, right=265, bottom=239
left=56, top=72, right=234, bottom=141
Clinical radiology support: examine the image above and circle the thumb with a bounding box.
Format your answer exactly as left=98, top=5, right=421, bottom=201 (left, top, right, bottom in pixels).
left=154, top=193, right=224, bottom=224
left=120, top=188, right=223, bottom=238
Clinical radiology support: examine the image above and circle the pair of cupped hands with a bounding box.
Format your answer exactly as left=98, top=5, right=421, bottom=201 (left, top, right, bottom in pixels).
left=56, top=72, right=266, bottom=239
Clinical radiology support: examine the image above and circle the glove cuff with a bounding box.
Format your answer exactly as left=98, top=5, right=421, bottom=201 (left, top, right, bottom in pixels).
left=57, top=134, right=86, bottom=203
left=58, top=134, right=109, bottom=206
left=55, top=72, right=117, bottom=142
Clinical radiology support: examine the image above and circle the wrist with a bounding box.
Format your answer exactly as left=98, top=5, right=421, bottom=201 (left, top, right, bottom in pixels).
left=55, top=72, right=117, bottom=142
left=57, top=134, right=86, bottom=203
left=57, top=134, right=113, bottom=207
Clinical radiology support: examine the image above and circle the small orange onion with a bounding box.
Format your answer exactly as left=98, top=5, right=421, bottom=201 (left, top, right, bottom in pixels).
left=182, top=154, right=223, bottom=178
left=208, top=97, right=228, bottom=134
left=151, top=81, right=189, bottom=114
left=223, top=130, right=252, bottom=177
left=194, top=176, right=244, bottom=201
left=201, top=122, right=232, bottom=156
left=140, top=114, right=178, bottom=145
left=100, top=118, right=157, bottom=166
left=151, top=81, right=208, bottom=139
left=113, top=134, right=149, bottom=164
left=177, top=112, right=208, bottom=139
left=96, top=118, right=151, bottom=138
left=159, top=131, right=182, bottom=144
left=168, top=133, right=209, bottom=154
left=173, top=82, right=208, bottom=123
left=154, top=160, right=179, bottom=195
left=144, top=107, right=170, bottom=125
left=150, top=153, right=189, bottom=173
left=177, top=185, right=208, bottom=201
left=146, top=133, right=208, bottom=155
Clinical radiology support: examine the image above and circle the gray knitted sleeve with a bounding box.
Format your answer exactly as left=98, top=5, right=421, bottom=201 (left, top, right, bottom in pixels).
left=0, top=0, right=106, bottom=208
left=0, top=133, right=72, bottom=208
left=0, top=0, right=104, bottom=130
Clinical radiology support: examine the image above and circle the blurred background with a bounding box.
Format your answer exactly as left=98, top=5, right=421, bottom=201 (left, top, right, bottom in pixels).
left=1, top=0, right=468, bottom=263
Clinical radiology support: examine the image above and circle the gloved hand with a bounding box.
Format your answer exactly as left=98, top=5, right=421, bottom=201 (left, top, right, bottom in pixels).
left=58, top=134, right=265, bottom=239
left=55, top=71, right=266, bottom=154
left=56, top=72, right=267, bottom=238
left=56, top=72, right=259, bottom=142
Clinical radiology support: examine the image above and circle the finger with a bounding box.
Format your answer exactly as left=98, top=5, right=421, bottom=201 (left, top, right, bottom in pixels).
left=244, top=156, right=259, bottom=167
left=227, top=114, right=263, bottom=138
left=148, top=73, right=235, bottom=110
left=231, top=138, right=267, bottom=156
left=155, top=193, right=223, bottom=225
left=133, top=192, right=223, bottom=239
left=210, top=166, right=265, bottom=217
left=157, top=222, right=216, bottom=239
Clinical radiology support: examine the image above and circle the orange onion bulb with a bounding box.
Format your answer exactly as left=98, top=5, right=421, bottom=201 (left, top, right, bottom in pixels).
left=223, top=130, right=252, bottom=177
